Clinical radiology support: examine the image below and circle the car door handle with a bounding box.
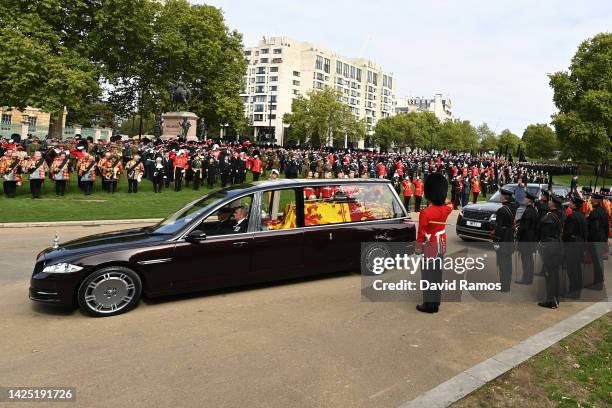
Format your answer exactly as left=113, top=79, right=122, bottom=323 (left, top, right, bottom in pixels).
left=233, top=241, right=248, bottom=247
left=329, top=232, right=333, bottom=240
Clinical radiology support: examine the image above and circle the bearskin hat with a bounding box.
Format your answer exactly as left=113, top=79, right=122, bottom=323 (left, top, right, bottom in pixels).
left=424, top=172, right=448, bottom=205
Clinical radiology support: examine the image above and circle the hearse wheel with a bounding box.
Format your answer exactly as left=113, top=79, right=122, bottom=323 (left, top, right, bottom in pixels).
left=361, top=242, right=392, bottom=275
left=77, top=266, right=142, bottom=317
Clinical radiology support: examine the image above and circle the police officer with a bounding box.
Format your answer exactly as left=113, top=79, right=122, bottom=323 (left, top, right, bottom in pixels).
left=538, top=193, right=564, bottom=308
left=562, top=193, right=588, bottom=298
left=516, top=190, right=538, bottom=284
left=586, top=192, right=608, bottom=290
left=492, top=188, right=516, bottom=291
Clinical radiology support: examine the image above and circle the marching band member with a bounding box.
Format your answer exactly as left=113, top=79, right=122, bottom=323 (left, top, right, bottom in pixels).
left=125, top=154, right=144, bottom=193
left=24, top=151, right=49, bottom=199
left=78, top=153, right=97, bottom=195
left=51, top=151, right=71, bottom=196
left=0, top=149, right=23, bottom=198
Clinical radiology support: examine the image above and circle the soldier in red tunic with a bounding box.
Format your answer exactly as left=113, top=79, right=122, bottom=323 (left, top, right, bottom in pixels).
left=415, top=173, right=453, bottom=313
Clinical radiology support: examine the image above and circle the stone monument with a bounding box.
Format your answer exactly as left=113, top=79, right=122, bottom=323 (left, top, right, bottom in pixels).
left=161, top=81, right=198, bottom=141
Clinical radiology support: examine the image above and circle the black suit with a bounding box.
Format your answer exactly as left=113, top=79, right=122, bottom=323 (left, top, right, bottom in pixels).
left=493, top=202, right=516, bottom=291
left=563, top=209, right=588, bottom=297
left=586, top=206, right=608, bottom=286
left=231, top=219, right=248, bottom=234
left=517, top=204, right=538, bottom=283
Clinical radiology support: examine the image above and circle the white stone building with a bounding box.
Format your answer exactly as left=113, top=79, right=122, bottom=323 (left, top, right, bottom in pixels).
left=241, top=36, right=396, bottom=147
left=395, top=94, right=452, bottom=122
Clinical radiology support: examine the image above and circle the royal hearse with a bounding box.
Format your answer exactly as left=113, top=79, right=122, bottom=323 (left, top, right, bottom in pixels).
left=30, top=179, right=415, bottom=316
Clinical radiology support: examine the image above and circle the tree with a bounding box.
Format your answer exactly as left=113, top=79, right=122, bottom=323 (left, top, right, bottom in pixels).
left=0, top=1, right=101, bottom=130
left=476, top=123, right=498, bottom=152
left=0, top=0, right=247, bottom=136
left=497, top=129, right=522, bottom=155
left=549, top=33, right=612, bottom=163
left=283, top=88, right=365, bottom=146
left=522, top=124, right=559, bottom=159
left=435, top=120, right=478, bottom=151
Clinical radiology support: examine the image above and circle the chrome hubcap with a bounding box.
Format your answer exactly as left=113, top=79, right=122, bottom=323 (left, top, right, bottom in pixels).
left=84, top=272, right=136, bottom=313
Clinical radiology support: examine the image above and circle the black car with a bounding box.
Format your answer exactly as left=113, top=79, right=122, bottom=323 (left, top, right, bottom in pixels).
left=456, top=183, right=570, bottom=241
left=30, top=179, right=415, bottom=317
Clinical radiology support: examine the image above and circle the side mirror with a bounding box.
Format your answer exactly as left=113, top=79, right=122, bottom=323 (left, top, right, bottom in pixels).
left=186, top=230, right=207, bottom=243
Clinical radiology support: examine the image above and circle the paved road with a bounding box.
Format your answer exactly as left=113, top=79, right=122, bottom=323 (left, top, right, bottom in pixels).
left=0, top=214, right=597, bottom=408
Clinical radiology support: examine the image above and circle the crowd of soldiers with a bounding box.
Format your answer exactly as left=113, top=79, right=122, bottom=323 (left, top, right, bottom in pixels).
left=492, top=185, right=610, bottom=309
left=0, top=133, right=580, bottom=202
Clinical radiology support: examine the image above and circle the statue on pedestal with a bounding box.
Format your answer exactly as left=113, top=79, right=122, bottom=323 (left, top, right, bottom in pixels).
left=167, top=80, right=191, bottom=111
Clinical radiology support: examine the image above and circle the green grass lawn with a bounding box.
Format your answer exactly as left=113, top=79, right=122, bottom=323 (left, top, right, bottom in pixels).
left=452, top=312, right=612, bottom=408
left=0, top=171, right=581, bottom=223
left=0, top=173, right=231, bottom=223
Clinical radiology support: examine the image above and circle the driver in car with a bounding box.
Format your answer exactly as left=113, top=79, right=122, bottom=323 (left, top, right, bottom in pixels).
left=214, top=207, right=235, bottom=235
left=231, top=206, right=249, bottom=233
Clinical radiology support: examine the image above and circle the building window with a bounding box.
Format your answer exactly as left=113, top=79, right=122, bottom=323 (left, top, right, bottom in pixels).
left=269, top=104, right=277, bottom=111
left=387, top=76, right=392, bottom=88
left=269, top=114, right=277, bottom=120
left=256, top=85, right=266, bottom=93
left=373, top=73, right=378, bottom=86
left=324, top=58, right=330, bottom=74
left=260, top=48, right=269, bottom=54
left=272, top=58, right=282, bottom=63
left=255, top=95, right=267, bottom=102
left=356, top=69, right=362, bottom=82
left=270, top=95, right=277, bottom=103
left=257, top=67, right=266, bottom=74
left=244, top=50, right=251, bottom=56
left=293, top=80, right=300, bottom=86
left=336, top=61, right=342, bottom=75
left=254, top=104, right=265, bottom=112
left=350, top=66, right=355, bottom=79
left=254, top=114, right=264, bottom=121
left=316, top=72, right=324, bottom=81
left=270, top=85, right=278, bottom=91
left=273, top=48, right=282, bottom=54
left=293, top=70, right=300, bottom=77
left=1, top=114, right=12, bottom=125
left=270, top=66, right=278, bottom=72
left=28, top=116, right=37, bottom=129
left=343, top=63, right=349, bottom=77
left=256, top=76, right=266, bottom=83
left=315, top=55, right=324, bottom=71
left=270, top=76, right=278, bottom=82
left=260, top=58, right=268, bottom=63
left=292, top=89, right=299, bottom=95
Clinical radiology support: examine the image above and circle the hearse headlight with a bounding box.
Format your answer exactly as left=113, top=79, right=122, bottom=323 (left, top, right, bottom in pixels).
left=489, top=213, right=496, bottom=221
left=42, top=263, right=83, bottom=274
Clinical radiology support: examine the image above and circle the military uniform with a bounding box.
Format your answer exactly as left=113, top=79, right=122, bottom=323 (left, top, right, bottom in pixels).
left=562, top=194, right=588, bottom=298
left=0, top=153, right=22, bottom=198
left=51, top=155, right=71, bottom=196
left=415, top=173, right=453, bottom=314
left=516, top=191, right=538, bottom=284
left=25, top=155, right=49, bottom=199
left=539, top=195, right=563, bottom=308
left=78, top=156, right=97, bottom=195
left=493, top=188, right=516, bottom=291
left=586, top=193, right=608, bottom=289
left=125, top=158, right=144, bottom=193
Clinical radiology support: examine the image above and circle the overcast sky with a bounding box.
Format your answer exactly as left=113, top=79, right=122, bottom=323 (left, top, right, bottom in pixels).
left=199, top=0, right=611, bottom=136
